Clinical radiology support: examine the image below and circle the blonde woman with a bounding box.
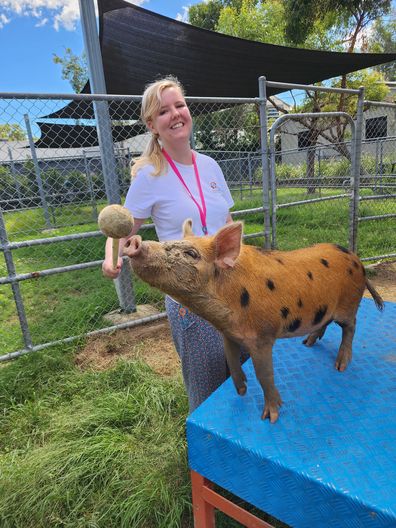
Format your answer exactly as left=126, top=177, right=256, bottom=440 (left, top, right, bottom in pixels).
left=103, top=76, right=244, bottom=411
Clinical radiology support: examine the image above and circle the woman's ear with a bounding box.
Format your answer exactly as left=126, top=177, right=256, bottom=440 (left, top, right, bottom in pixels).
left=147, top=120, right=157, bottom=135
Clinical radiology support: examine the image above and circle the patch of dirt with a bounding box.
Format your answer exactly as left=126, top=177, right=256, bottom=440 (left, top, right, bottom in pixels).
left=364, top=260, right=396, bottom=303
left=76, top=261, right=396, bottom=374
left=75, top=320, right=179, bottom=376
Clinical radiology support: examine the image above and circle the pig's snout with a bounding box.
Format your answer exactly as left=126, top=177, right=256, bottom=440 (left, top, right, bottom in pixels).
left=123, top=235, right=142, bottom=257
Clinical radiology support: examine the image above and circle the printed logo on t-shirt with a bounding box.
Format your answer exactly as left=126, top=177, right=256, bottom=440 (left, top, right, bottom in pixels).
left=210, top=181, right=219, bottom=191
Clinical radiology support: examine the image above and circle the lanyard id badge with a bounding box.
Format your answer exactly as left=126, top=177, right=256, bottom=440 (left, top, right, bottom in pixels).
left=162, top=148, right=208, bottom=235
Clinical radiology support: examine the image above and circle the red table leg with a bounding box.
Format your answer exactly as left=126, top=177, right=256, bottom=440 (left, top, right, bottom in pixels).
left=191, top=470, right=215, bottom=527
left=191, top=470, right=274, bottom=528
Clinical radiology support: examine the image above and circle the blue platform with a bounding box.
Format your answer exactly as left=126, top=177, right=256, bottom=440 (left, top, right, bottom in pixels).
left=187, top=299, right=396, bottom=528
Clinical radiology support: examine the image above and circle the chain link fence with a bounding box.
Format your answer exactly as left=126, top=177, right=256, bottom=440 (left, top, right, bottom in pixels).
left=0, top=85, right=395, bottom=360
left=0, top=93, right=265, bottom=359
left=357, top=100, right=396, bottom=260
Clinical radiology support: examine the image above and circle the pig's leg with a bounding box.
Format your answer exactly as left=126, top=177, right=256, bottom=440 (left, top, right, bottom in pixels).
left=250, top=341, right=282, bottom=423
left=223, top=336, right=247, bottom=395
left=303, top=320, right=331, bottom=347
left=335, top=318, right=356, bottom=371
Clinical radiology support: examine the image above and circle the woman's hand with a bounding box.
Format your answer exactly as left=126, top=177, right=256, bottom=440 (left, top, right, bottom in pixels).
left=101, top=216, right=147, bottom=279
left=102, top=256, right=123, bottom=278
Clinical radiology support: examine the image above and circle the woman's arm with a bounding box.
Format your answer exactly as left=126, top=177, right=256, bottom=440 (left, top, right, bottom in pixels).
left=226, top=212, right=233, bottom=224
left=102, top=217, right=147, bottom=278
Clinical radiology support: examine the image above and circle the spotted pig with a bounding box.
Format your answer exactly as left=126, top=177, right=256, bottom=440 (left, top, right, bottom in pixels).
left=123, top=220, right=384, bottom=423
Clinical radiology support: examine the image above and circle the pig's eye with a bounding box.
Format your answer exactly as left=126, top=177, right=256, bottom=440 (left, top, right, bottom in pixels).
left=185, top=249, right=200, bottom=259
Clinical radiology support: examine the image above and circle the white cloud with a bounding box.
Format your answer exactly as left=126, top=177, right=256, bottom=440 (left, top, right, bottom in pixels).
left=35, top=16, right=48, bottom=27
left=0, top=0, right=147, bottom=31
left=0, top=0, right=80, bottom=30
left=0, top=12, right=10, bottom=27
left=176, top=5, right=189, bottom=23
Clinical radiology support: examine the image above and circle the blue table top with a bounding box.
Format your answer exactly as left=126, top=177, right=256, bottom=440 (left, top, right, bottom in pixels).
left=187, top=299, right=396, bottom=527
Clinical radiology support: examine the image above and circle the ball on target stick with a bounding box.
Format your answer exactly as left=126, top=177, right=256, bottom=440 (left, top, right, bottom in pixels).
left=98, top=205, right=134, bottom=269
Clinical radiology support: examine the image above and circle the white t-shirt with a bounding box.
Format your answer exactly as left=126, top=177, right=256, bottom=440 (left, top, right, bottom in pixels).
left=124, top=152, right=234, bottom=241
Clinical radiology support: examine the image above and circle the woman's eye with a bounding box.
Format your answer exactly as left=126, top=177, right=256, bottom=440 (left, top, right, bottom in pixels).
left=185, top=249, right=199, bottom=259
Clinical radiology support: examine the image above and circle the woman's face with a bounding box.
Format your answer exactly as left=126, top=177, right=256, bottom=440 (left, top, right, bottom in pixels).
left=148, top=86, right=192, bottom=148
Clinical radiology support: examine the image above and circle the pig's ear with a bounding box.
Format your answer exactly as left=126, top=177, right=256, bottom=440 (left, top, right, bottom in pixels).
left=182, top=219, right=194, bottom=238
left=214, top=222, right=243, bottom=269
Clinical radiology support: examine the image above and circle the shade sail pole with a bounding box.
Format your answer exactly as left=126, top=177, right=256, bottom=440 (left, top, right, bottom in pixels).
left=78, top=0, right=136, bottom=313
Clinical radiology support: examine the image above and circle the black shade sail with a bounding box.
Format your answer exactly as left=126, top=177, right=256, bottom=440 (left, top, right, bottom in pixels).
left=38, top=0, right=396, bottom=145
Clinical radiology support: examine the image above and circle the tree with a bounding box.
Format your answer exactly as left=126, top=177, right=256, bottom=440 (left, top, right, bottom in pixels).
left=0, top=124, right=26, bottom=141
left=283, top=0, right=392, bottom=50
left=217, top=0, right=287, bottom=45
left=52, top=47, right=88, bottom=93
left=188, top=0, right=243, bottom=30
left=368, top=16, right=396, bottom=81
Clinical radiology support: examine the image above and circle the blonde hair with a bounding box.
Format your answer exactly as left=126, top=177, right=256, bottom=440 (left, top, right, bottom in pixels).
left=131, top=76, right=186, bottom=178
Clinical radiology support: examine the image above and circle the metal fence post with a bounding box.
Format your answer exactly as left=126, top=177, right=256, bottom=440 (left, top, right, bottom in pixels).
left=248, top=152, right=253, bottom=197
left=0, top=208, right=33, bottom=350
left=79, top=0, right=135, bottom=312
left=349, top=86, right=365, bottom=253
left=24, top=114, right=52, bottom=229
left=8, top=147, right=23, bottom=209
left=258, top=76, right=271, bottom=249
left=83, top=150, right=98, bottom=221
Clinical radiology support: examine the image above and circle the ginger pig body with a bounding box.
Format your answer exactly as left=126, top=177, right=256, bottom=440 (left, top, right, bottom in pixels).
left=123, top=219, right=384, bottom=423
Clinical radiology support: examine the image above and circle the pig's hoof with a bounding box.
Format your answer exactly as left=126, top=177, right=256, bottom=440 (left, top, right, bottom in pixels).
left=335, top=359, right=349, bottom=371
left=236, top=382, right=247, bottom=396
left=335, top=350, right=351, bottom=371
left=303, top=335, right=316, bottom=347
left=261, top=406, right=279, bottom=423
left=261, top=398, right=282, bottom=423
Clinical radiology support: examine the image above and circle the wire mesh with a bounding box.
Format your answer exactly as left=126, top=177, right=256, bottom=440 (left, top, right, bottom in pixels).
left=0, top=94, right=265, bottom=358
left=0, top=91, right=395, bottom=360
left=269, top=110, right=355, bottom=250
left=358, top=101, right=396, bottom=260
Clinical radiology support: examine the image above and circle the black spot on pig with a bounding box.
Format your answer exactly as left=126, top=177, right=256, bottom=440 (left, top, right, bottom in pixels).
left=334, top=244, right=350, bottom=254
left=353, top=261, right=359, bottom=269
left=297, top=298, right=303, bottom=308
left=321, top=258, right=329, bottom=268
left=307, top=271, right=313, bottom=280
left=287, top=319, right=301, bottom=332
left=348, top=268, right=353, bottom=275
left=267, top=279, right=275, bottom=291
left=313, top=305, right=328, bottom=325
left=276, top=258, right=284, bottom=265
left=240, top=288, right=250, bottom=307
left=281, top=307, right=289, bottom=319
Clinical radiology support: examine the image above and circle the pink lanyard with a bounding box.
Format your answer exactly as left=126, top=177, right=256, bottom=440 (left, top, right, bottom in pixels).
left=162, top=148, right=208, bottom=235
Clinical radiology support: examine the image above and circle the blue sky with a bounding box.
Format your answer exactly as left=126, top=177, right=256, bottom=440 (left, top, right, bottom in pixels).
left=0, top=0, right=201, bottom=93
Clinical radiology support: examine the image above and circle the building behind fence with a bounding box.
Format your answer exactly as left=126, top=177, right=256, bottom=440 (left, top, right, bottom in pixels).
left=0, top=80, right=395, bottom=360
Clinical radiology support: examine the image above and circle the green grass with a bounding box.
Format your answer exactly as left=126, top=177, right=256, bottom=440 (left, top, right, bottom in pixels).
left=0, top=346, right=192, bottom=528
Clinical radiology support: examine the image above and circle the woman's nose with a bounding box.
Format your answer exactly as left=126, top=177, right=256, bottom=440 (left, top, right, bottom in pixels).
left=170, top=106, right=180, bottom=118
